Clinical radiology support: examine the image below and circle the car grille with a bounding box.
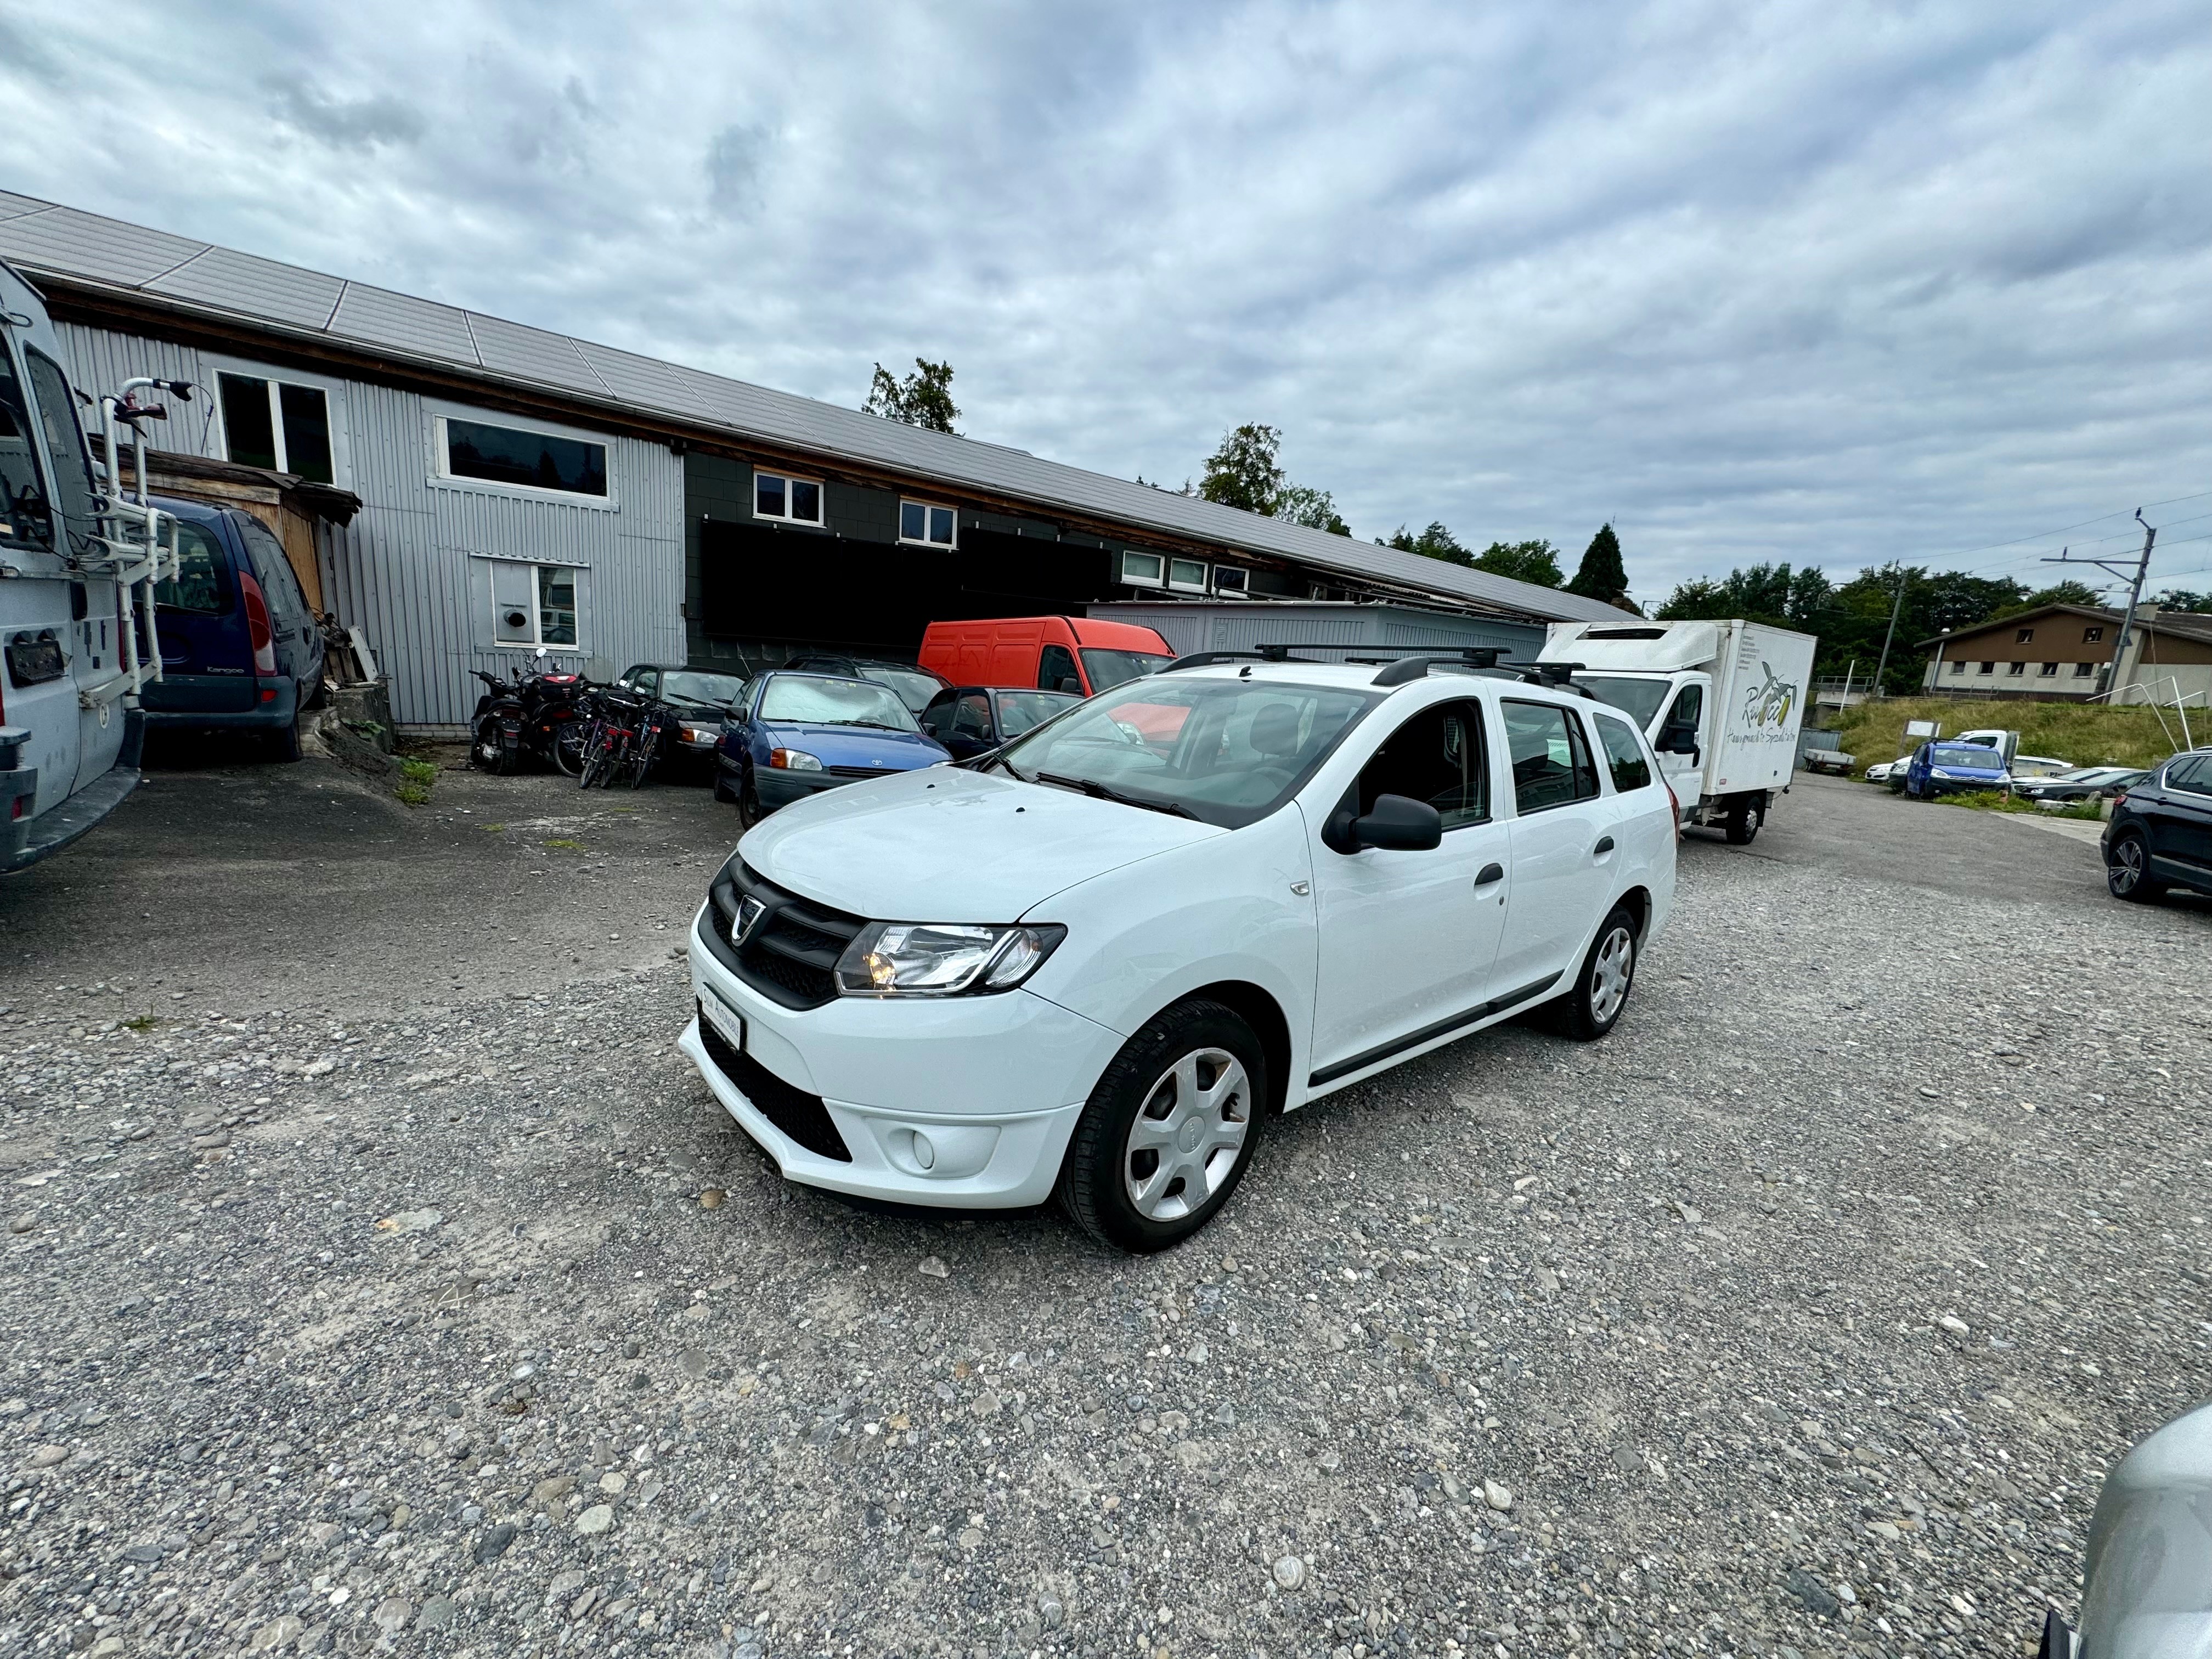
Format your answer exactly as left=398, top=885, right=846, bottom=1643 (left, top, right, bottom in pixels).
left=827, top=764, right=897, bottom=780
left=701, top=860, right=867, bottom=1012
left=695, top=1008, right=851, bottom=1162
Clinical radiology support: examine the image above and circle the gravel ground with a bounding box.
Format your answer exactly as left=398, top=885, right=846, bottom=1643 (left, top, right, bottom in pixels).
left=2, top=771, right=2209, bottom=1659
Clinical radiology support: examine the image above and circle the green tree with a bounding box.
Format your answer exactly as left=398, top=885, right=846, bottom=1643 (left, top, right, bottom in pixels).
left=1566, top=523, right=1630, bottom=606
left=1656, top=561, right=1833, bottom=631
left=1275, top=484, right=1351, bottom=536
left=1381, top=521, right=1472, bottom=566
left=1198, top=424, right=1286, bottom=515
left=1990, top=578, right=2106, bottom=619
left=2152, top=587, right=2211, bottom=613
left=862, top=358, right=961, bottom=435
left=1472, top=539, right=1564, bottom=588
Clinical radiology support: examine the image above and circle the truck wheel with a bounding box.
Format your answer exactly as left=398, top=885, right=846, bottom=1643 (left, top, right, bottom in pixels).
left=1724, top=800, right=1761, bottom=844
left=1537, top=906, right=1639, bottom=1041
left=1058, top=999, right=1268, bottom=1253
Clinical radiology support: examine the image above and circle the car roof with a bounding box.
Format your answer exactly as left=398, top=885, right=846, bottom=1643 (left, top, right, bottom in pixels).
left=147, top=492, right=234, bottom=527
left=1163, top=660, right=1598, bottom=705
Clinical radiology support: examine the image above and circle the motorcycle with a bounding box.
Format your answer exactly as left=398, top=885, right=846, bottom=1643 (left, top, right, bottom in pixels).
left=467, top=650, right=594, bottom=775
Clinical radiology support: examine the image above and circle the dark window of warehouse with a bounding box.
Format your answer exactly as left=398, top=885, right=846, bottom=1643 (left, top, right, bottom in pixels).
left=2084, top=625, right=2103, bottom=642
left=218, top=373, right=334, bottom=483
left=443, top=417, right=606, bottom=497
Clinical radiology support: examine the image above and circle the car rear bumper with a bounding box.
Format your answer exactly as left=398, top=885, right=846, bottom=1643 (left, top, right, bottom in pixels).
left=143, top=676, right=299, bottom=730
left=679, top=903, right=1118, bottom=1207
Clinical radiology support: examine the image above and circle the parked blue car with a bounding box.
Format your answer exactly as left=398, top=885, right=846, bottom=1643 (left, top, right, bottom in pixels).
left=141, top=495, right=325, bottom=759
left=713, top=670, right=951, bottom=826
left=1903, top=739, right=2010, bottom=800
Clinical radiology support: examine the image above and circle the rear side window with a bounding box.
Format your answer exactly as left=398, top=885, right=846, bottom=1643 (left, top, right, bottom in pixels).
left=234, top=515, right=309, bottom=619
left=1355, top=698, right=1489, bottom=828
left=1593, top=713, right=1653, bottom=792
left=155, top=524, right=229, bottom=614
left=1503, top=699, right=1600, bottom=812
left=2168, top=757, right=2211, bottom=796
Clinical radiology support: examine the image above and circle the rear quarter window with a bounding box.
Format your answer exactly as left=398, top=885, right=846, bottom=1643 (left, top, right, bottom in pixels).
left=1593, top=712, right=1654, bottom=792
left=155, top=524, right=229, bottom=614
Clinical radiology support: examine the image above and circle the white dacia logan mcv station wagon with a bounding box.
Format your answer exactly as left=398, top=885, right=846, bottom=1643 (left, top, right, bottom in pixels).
left=681, top=650, right=1677, bottom=1251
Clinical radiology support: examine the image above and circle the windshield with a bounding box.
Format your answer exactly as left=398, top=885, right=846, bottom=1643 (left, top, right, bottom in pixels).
left=996, top=675, right=1380, bottom=828
left=1929, top=747, right=2003, bottom=770
left=662, top=670, right=746, bottom=707
left=1080, top=648, right=1175, bottom=692
left=1574, top=675, right=1672, bottom=729
left=860, top=666, right=947, bottom=713
left=758, top=676, right=918, bottom=731
left=997, top=690, right=1080, bottom=737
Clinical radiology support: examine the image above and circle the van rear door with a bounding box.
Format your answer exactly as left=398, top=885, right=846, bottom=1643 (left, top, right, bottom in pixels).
left=233, top=512, right=321, bottom=687
left=147, top=519, right=255, bottom=713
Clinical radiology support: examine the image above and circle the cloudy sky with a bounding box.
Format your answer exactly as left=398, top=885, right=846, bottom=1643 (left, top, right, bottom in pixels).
left=4, top=0, right=2210, bottom=607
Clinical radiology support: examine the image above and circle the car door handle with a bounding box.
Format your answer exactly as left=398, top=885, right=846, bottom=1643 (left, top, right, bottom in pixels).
left=1474, top=862, right=1504, bottom=887
left=1593, top=836, right=1616, bottom=856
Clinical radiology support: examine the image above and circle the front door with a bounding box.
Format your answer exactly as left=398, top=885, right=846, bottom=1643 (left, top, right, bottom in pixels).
left=1308, top=697, right=1511, bottom=1083
left=1494, top=699, right=1616, bottom=996
left=1652, top=677, right=1708, bottom=810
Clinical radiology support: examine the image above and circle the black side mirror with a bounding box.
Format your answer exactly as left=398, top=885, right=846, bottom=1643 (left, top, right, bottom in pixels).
left=1327, top=792, right=1443, bottom=854
left=1657, top=724, right=1699, bottom=755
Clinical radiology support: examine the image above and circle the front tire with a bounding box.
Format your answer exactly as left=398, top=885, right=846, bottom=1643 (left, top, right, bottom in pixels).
left=2106, top=830, right=2165, bottom=903
left=1539, top=905, right=1638, bottom=1041
left=737, top=774, right=765, bottom=828
left=1058, top=1000, right=1268, bottom=1254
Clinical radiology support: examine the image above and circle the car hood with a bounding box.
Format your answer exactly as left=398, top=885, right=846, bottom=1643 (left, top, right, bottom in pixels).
left=740, top=765, right=1226, bottom=921
left=757, top=721, right=948, bottom=768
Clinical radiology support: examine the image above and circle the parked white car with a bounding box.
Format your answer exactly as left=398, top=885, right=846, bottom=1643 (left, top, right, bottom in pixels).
left=680, top=654, right=1678, bottom=1250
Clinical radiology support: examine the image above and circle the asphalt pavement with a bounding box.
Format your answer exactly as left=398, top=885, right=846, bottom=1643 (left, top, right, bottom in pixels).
left=3, top=759, right=2208, bottom=1659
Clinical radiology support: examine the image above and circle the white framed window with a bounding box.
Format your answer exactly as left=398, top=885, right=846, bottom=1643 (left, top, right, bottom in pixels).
left=1120, top=550, right=1165, bottom=587
left=489, top=560, right=582, bottom=647
left=754, top=469, right=823, bottom=526
left=217, top=371, right=334, bottom=484
left=899, top=499, right=957, bottom=548
left=432, top=413, right=608, bottom=502
left=1167, top=556, right=1209, bottom=593
left=1213, top=566, right=1249, bottom=595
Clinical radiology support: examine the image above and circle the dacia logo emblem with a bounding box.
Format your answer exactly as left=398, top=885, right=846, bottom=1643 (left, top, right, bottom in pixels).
left=732, top=896, right=766, bottom=944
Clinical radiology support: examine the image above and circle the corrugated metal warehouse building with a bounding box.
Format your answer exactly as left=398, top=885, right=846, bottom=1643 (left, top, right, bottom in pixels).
left=0, top=190, right=1630, bottom=731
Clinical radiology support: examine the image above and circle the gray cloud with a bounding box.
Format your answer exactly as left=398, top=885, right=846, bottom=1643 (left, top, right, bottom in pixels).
left=4, top=0, right=2210, bottom=605
left=267, top=80, right=426, bottom=152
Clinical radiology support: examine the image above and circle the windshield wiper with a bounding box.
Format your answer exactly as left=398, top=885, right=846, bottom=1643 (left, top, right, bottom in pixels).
left=839, top=719, right=912, bottom=732
left=1031, top=770, right=1197, bottom=820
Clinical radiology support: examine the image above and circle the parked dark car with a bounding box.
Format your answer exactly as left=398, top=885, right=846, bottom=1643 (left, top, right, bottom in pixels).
left=784, top=654, right=950, bottom=717
left=2012, top=765, right=2146, bottom=804
left=142, top=495, right=324, bottom=759
left=1901, top=740, right=2010, bottom=799
left=713, top=671, right=950, bottom=826
left=916, top=685, right=1082, bottom=760
left=612, top=663, right=748, bottom=775
left=2103, top=748, right=2212, bottom=902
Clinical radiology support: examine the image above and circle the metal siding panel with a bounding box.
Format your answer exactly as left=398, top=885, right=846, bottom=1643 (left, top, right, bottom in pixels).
left=145, top=246, right=345, bottom=331
left=329, top=284, right=479, bottom=364
left=49, top=323, right=213, bottom=458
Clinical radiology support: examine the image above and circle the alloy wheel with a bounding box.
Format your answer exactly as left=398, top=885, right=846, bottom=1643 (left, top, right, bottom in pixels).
left=2111, top=838, right=2142, bottom=894
left=1123, top=1048, right=1251, bottom=1222
left=1589, top=926, right=1635, bottom=1024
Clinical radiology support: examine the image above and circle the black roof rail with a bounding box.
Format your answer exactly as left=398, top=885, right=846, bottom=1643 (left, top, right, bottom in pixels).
left=1159, top=644, right=1321, bottom=673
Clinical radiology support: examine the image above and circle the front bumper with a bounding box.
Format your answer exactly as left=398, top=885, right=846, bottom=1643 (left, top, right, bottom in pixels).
left=680, top=905, right=1120, bottom=1207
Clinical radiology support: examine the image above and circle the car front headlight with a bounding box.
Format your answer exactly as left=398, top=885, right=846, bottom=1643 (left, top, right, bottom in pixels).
left=833, top=922, right=1066, bottom=996
left=768, top=748, right=823, bottom=771
left=680, top=724, right=717, bottom=746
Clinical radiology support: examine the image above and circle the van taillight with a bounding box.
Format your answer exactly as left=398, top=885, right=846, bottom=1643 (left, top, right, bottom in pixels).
left=238, top=571, right=278, bottom=676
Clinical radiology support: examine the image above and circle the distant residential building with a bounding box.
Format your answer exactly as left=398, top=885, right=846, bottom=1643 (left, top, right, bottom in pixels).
left=1917, top=603, right=2212, bottom=704
left=0, top=190, right=1626, bottom=731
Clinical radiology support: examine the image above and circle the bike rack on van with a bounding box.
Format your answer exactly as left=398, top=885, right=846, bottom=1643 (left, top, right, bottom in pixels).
left=70, top=379, right=188, bottom=709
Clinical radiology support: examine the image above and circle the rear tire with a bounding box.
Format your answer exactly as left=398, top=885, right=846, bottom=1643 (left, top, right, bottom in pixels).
left=267, top=718, right=302, bottom=764
left=1724, top=800, right=1761, bottom=844
left=2106, top=830, right=2165, bottom=903
left=712, top=764, right=737, bottom=804
left=1057, top=999, right=1268, bottom=1253
left=1538, top=905, right=1639, bottom=1041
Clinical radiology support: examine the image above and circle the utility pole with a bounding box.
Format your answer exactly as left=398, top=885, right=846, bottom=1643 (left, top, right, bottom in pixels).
left=2046, top=512, right=2157, bottom=699
left=1871, top=566, right=1911, bottom=698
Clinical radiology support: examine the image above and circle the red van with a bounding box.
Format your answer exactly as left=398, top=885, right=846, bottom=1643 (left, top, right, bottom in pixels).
left=919, top=616, right=1175, bottom=696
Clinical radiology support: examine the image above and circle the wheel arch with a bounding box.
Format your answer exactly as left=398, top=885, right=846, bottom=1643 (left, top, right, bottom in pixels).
left=1164, top=979, right=1294, bottom=1116
left=1615, top=884, right=1652, bottom=940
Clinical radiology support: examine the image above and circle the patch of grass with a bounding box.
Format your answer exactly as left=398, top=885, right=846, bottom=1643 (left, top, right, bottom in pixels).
left=120, top=1015, right=161, bottom=1032
left=1836, top=697, right=2191, bottom=774
left=481, top=822, right=507, bottom=833
left=1943, top=789, right=2102, bottom=820
left=541, top=838, right=586, bottom=852
left=396, top=758, right=438, bottom=808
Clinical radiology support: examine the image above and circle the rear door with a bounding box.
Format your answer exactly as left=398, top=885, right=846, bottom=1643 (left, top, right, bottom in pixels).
left=232, top=513, right=320, bottom=687
left=149, top=520, right=253, bottom=712
left=1494, top=698, right=1615, bottom=997
left=21, top=346, right=121, bottom=791
left=2153, top=756, right=2212, bottom=877
left=1307, top=695, right=1511, bottom=1082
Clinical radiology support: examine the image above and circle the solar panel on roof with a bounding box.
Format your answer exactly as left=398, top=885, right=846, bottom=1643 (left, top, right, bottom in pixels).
left=328, top=283, right=479, bottom=364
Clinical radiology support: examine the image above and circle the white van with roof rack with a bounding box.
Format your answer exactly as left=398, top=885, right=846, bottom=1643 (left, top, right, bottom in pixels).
left=680, top=644, right=1677, bottom=1251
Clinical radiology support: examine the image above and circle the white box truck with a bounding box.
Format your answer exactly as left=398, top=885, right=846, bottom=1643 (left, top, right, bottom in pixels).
left=1538, top=618, right=1818, bottom=844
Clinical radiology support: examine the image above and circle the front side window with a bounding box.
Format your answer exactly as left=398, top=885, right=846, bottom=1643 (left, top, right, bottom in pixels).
left=218, top=372, right=334, bottom=483
left=917, top=691, right=956, bottom=740
left=1039, top=644, right=1080, bottom=693
left=757, top=675, right=916, bottom=730
left=899, top=500, right=957, bottom=547
left=154, top=523, right=228, bottom=614
left=24, top=349, right=96, bottom=542
left=1353, top=698, right=1489, bottom=828
left=1080, top=647, right=1173, bottom=692
left=1594, top=713, right=1654, bottom=792
left=0, top=345, right=52, bottom=549
left=444, top=417, right=605, bottom=497
left=995, top=691, right=1076, bottom=738
left=754, top=470, right=822, bottom=525
left=1503, top=699, right=1600, bottom=813
left=951, top=693, right=993, bottom=741
left=996, top=677, right=1380, bottom=830
left=489, top=560, right=581, bottom=646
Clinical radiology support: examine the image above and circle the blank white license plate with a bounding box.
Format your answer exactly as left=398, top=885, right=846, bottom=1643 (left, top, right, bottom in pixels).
left=699, top=992, right=744, bottom=1053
